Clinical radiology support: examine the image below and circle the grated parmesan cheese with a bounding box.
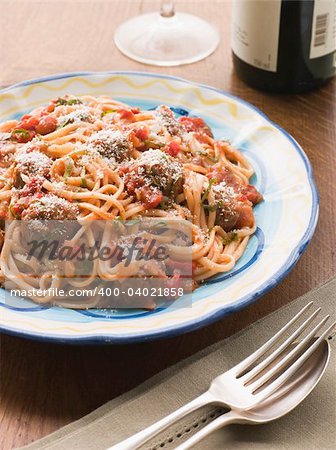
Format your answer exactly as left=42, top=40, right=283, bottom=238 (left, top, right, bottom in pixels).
left=15, top=150, right=51, bottom=178
left=88, top=129, right=132, bottom=164
left=57, top=108, right=94, bottom=127
left=24, top=195, right=79, bottom=220
left=212, top=181, right=239, bottom=200
left=137, top=149, right=183, bottom=185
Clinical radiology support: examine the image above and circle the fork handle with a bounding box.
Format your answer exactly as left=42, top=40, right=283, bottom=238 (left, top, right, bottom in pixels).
left=174, top=411, right=240, bottom=450
left=107, top=391, right=214, bottom=450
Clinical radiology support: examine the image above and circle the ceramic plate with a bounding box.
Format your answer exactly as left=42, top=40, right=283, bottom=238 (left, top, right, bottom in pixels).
left=0, top=72, right=318, bottom=343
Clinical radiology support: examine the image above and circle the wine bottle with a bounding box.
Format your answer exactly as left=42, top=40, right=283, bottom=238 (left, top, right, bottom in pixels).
left=231, top=0, right=336, bottom=93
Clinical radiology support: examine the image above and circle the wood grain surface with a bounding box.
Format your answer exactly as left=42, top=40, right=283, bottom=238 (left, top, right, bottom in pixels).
left=0, top=1, right=335, bottom=449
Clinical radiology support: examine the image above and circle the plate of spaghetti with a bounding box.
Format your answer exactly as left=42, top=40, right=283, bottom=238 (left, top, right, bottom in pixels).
left=0, top=72, right=318, bottom=342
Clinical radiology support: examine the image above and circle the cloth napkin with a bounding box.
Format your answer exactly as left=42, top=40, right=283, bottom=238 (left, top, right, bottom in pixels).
left=21, top=278, right=336, bottom=450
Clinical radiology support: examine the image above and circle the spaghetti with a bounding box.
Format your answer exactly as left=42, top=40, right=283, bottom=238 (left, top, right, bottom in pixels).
left=0, top=95, right=263, bottom=306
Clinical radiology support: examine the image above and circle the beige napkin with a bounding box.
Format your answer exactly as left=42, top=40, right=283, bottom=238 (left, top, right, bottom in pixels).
left=21, top=278, right=336, bottom=450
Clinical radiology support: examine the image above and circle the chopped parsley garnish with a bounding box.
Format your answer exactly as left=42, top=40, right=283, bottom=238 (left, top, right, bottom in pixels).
left=202, top=204, right=217, bottom=212
left=64, top=159, right=74, bottom=180
left=144, top=140, right=165, bottom=149
left=60, top=118, right=73, bottom=127
left=67, top=98, right=82, bottom=105
left=80, top=166, right=87, bottom=188
left=196, top=149, right=219, bottom=164
left=222, top=232, right=239, bottom=245
left=55, top=97, right=83, bottom=106
left=11, top=129, right=31, bottom=140
left=101, top=109, right=117, bottom=118
left=158, top=196, right=170, bottom=210
left=207, top=155, right=220, bottom=163
left=201, top=178, right=216, bottom=204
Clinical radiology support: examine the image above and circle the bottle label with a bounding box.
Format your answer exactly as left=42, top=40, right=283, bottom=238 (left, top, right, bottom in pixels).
left=309, top=0, right=336, bottom=59
left=231, top=0, right=282, bottom=72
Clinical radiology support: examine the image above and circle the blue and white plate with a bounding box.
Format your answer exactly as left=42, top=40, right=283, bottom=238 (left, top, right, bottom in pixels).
left=0, top=72, right=318, bottom=343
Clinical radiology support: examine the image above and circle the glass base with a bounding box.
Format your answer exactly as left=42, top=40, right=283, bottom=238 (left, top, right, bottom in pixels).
left=114, top=12, right=220, bottom=66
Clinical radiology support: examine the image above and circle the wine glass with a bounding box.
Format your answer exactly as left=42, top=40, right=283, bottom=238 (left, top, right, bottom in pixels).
left=114, top=1, right=220, bottom=66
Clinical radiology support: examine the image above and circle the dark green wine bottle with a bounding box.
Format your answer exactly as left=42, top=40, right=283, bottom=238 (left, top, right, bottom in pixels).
left=232, top=0, right=336, bottom=93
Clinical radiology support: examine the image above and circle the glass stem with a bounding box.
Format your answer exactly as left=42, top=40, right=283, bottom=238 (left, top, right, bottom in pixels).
left=160, top=0, right=175, bottom=18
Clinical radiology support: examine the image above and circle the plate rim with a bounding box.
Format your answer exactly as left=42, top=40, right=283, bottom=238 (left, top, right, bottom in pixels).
left=0, top=71, right=319, bottom=343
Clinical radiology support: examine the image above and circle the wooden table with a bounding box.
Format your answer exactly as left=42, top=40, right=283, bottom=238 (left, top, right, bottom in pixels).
left=0, top=1, right=335, bottom=449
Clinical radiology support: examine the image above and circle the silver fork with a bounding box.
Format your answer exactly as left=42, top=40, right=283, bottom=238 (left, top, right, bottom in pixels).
left=109, top=303, right=335, bottom=450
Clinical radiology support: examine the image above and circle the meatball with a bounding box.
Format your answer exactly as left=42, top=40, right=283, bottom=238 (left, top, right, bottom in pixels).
left=22, top=195, right=79, bottom=221
left=10, top=178, right=48, bottom=219
left=137, top=150, right=183, bottom=196
left=13, top=194, right=79, bottom=242
left=155, top=105, right=183, bottom=136
left=119, top=149, right=184, bottom=208
left=206, top=165, right=263, bottom=230
left=88, top=129, right=132, bottom=164
left=211, top=182, right=255, bottom=232
left=14, top=150, right=52, bottom=182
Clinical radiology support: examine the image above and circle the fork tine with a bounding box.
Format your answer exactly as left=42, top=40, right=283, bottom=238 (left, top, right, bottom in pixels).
left=249, top=314, right=330, bottom=391
left=233, top=302, right=314, bottom=376
left=241, top=307, right=321, bottom=384
left=252, top=320, right=335, bottom=404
